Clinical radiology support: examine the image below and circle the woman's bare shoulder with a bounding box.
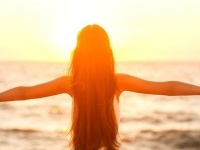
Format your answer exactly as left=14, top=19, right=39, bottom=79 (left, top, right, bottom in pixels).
left=56, top=76, right=73, bottom=96
left=115, top=73, right=147, bottom=95
left=115, top=73, right=137, bottom=84
left=115, top=73, right=133, bottom=95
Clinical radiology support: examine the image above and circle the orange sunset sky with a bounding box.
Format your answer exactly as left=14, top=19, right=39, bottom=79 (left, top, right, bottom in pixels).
left=0, top=0, right=200, bottom=62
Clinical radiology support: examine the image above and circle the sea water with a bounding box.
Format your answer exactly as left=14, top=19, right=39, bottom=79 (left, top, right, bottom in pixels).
left=0, top=61, right=200, bottom=150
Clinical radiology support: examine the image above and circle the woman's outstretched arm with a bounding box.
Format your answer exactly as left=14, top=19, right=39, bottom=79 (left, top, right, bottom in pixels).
left=0, top=76, right=72, bottom=102
left=116, top=73, right=200, bottom=96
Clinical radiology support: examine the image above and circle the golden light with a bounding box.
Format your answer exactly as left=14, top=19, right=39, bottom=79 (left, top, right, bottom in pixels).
left=0, top=0, right=200, bottom=62
left=39, top=0, right=110, bottom=62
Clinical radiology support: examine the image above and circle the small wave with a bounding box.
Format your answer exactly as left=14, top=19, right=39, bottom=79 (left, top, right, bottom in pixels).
left=0, top=128, right=65, bottom=134
left=0, top=128, right=42, bottom=133
left=153, top=110, right=199, bottom=122
left=120, top=110, right=199, bottom=124
left=121, top=116, right=162, bottom=124
left=0, top=103, right=15, bottom=110
left=133, top=129, right=200, bottom=149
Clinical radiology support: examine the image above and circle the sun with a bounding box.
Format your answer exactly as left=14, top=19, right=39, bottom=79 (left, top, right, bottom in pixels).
left=48, top=14, right=101, bottom=62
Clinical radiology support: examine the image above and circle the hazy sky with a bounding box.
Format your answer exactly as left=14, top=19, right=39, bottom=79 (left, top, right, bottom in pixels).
left=0, top=0, right=200, bottom=62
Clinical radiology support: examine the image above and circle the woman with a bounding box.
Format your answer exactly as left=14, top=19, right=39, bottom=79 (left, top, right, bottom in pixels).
left=0, top=24, right=200, bottom=150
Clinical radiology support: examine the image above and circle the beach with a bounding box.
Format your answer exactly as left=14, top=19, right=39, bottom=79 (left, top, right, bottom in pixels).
left=0, top=61, right=200, bottom=150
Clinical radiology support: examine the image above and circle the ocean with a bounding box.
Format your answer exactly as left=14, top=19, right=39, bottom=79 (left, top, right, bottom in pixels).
left=0, top=61, right=200, bottom=150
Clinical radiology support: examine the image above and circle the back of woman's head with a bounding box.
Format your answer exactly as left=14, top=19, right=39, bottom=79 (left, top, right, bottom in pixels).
left=71, top=24, right=114, bottom=73
left=69, top=24, right=119, bottom=150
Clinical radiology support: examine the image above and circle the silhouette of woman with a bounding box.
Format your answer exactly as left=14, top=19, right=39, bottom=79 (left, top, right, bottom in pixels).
left=1, top=24, right=200, bottom=150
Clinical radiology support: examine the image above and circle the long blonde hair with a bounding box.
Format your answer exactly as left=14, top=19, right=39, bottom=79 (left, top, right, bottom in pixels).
left=68, top=24, right=119, bottom=150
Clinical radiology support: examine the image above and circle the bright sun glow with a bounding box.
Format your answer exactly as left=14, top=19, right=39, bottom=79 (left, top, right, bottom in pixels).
left=33, top=0, right=114, bottom=62
left=49, top=15, right=101, bottom=61
left=0, top=0, right=200, bottom=62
